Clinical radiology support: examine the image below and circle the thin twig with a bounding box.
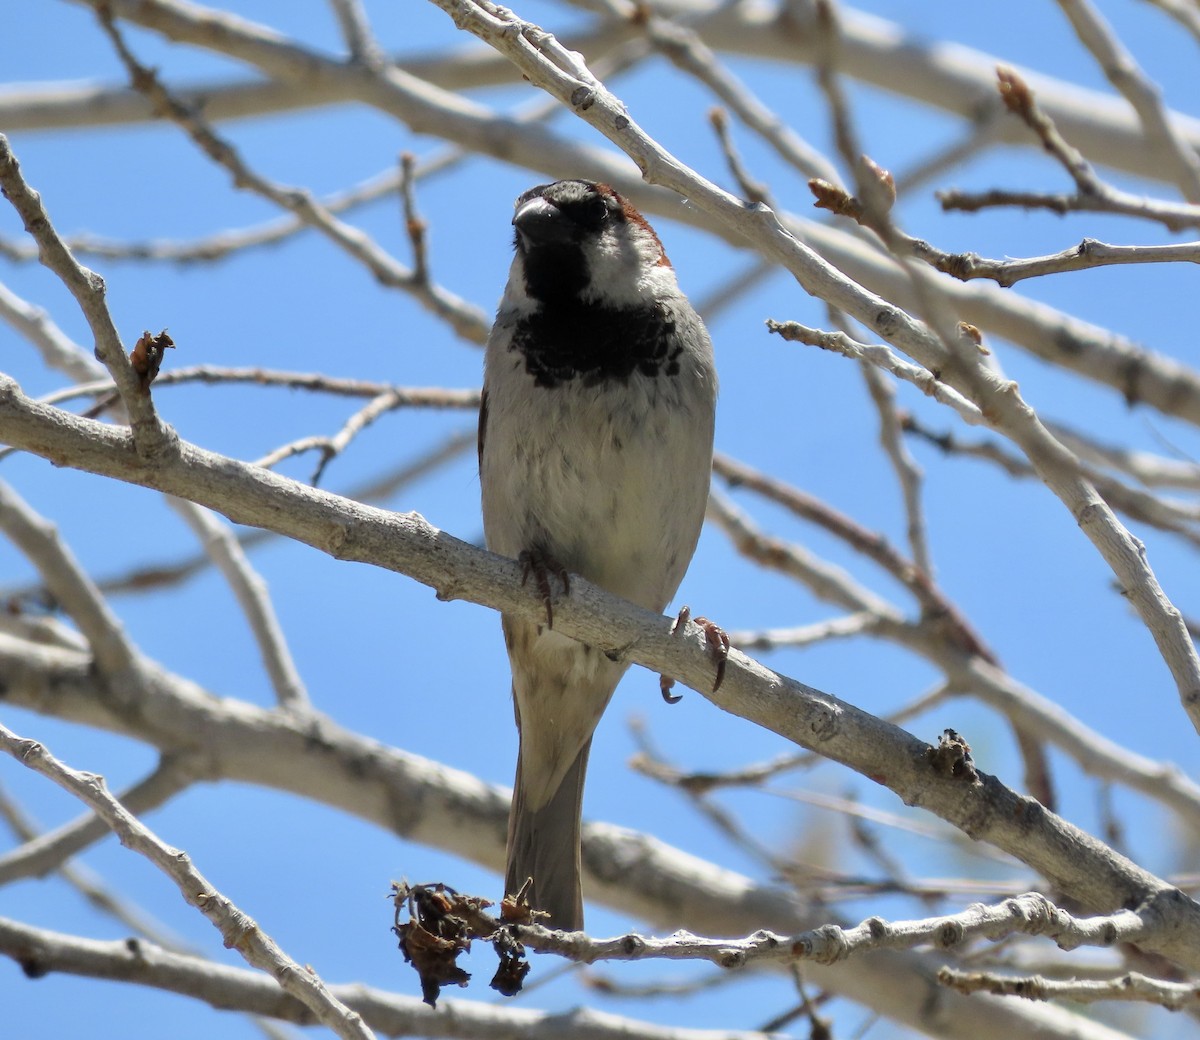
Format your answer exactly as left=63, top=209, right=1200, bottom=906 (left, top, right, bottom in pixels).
left=1139, top=0, right=1200, bottom=48
left=2, top=430, right=476, bottom=604
left=706, top=488, right=898, bottom=618
left=1047, top=420, right=1200, bottom=491
left=891, top=101, right=1008, bottom=196
left=806, top=171, right=1200, bottom=282
left=627, top=2, right=842, bottom=186
left=0, top=783, right=301, bottom=1040
left=507, top=891, right=1156, bottom=970
left=397, top=152, right=429, bottom=284
left=628, top=722, right=789, bottom=873
left=916, top=236, right=1200, bottom=287
left=93, top=9, right=488, bottom=344
left=0, top=723, right=377, bottom=1040
left=714, top=451, right=995, bottom=661
left=0, top=135, right=170, bottom=455
left=708, top=107, right=773, bottom=205
left=37, top=366, right=480, bottom=410
left=0, top=153, right=456, bottom=267
left=939, top=965, right=1200, bottom=1008
left=0, top=753, right=201, bottom=885
left=0, top=480, right=138, bottom=678
left=937, top=185, right=1200, bottom=230
left=903, top=415, right=1200, bottom=549
left=328, top=0, right=383, bottom=66
left=0, top=774, right=185, bottom=933
left=166, top=499, right=311, bottom=711
left=725, top=612, right=883, bottom=652
left=0, top=282, right=106, bottom=383
left=310, top=389, right=417, bottom=486
left=939, top=67, right=1200, bottom=231
left=766, top=316, right=982, bottom=418
left=857, top=341, right=933, bottom=577
left=1054, top=0, right=1200, bottom=201
left=630, top=681, right=956, bottom=795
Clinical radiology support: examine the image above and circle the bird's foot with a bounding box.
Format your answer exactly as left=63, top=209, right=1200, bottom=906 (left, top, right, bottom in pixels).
left=694, top=614, right=730, bottom=692
left=519, top=548, right=570, bottom=629
left=660, top=606, right=730, bottom=701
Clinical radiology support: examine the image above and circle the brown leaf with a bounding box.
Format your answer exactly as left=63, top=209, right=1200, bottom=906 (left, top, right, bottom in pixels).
left=396, top=918, right=471, bottom=1007
left=490, top=925, right=531, bottom=997
left=129, top=329, right=175, bottom=391
left=392, top=881, right=531, bottom=1001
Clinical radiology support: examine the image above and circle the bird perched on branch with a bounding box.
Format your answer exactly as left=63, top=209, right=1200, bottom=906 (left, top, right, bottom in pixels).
left=480, top=179, right=718, bottom=930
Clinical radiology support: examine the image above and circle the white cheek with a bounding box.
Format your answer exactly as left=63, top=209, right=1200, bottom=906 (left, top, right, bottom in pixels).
left=580, top=230, right=680, bottom=307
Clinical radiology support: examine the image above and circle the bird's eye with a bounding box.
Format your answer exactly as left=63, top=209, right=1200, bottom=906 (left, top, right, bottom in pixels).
left=585, top=196, right=609, bottom=224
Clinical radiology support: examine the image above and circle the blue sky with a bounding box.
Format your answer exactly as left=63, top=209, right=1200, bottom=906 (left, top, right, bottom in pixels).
left=3, top=3, right=1199, bottom=1038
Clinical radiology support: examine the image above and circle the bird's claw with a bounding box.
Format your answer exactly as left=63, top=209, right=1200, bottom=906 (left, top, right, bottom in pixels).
left=659, top=606, right=729, bottom=700
left=519, top=548, right=570, bottom=629
left=694, top=615, right=730, bottom=693
left=659, top=605, right=691, bottom=703
left=660, top=673, right=683, bottom=704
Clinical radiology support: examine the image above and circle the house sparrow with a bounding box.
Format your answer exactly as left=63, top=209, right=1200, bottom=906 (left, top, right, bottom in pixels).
left=479, top=180, right=718, bottom=930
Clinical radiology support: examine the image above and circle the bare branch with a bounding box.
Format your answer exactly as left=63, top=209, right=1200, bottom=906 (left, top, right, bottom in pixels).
left=1054, top=0, right=1200, bottom=201
left=0, top=916, right=795, bottom=1040
left=940, top=66, right=1200, bottom=231
left=706, top=488, right=899, bottom=619
left=0, top=624, right=1155, bottom=1040
left=397, top=152, right=429, bottom=285
left=937, top=184, right=1200, bottom=231
left=5, top=4, right=1200, bottom=1034
left=7, top=3, right=1184, bottom=193
left=0, top=479, right=139, bottom=678
left=2, top=383, right=1198, bottom=975
left=624, top=3, right=843, bottom=186
left=0, top=281, right=106, bottom=383
left=765, top=318, right=981, bottom=423
left=708, top=107, right=773, bottom=206
left=0, top=135, right=172, bottom=455
left=939, top=964, right=1200, bottom=1009
left=713, top=452, right=994, bottom=662
left=506, top=892, right=1155, bottom=973
left=327, top=0, right=384, bottom=66
left=0, top=776, right=184, bottom=947
left=2, top=429, right=477, bottom=605
left=0, top=723, right=378, bottom=1040
left=902, top=414, right=1200, bottom=549
left=92, top=10, right=489, bottom=344
left=1139, top=0, right=1200, bottom=48
left=916, top=236, right=1200, bottom=287
left=166, top=499, right=311, bottom=711
left=29, top=3, right=1200, bottom=431
left=726, top=612, right=883, bottom=652
left=0, top=753, right=200, bottom=885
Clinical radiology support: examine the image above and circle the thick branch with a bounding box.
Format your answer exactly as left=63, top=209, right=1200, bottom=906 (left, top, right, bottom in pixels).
left=0, top=626, right=1143, bottom=1040
left=2, top=378, right=1200, bottom=976
left=12, top=2, right=1194, bottom=192
left=29, top=3, right=1200, bottom=429
left=0, top=916, right=920, bottom=1040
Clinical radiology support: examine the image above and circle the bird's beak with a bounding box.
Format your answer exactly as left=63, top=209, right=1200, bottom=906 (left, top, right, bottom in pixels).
left=513, top=195, right=573, bottom=246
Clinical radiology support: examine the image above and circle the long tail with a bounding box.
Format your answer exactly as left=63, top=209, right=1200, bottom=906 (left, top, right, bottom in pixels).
left=505, top=738, right=592, bottom=931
